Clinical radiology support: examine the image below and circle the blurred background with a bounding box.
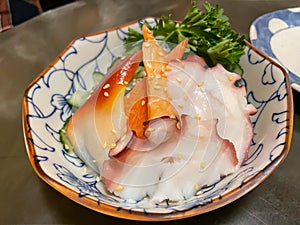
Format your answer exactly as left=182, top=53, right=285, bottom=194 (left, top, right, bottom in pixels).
left=0, top=0, right=74, bottom=32
left=40, top=0, right=74, bottom=10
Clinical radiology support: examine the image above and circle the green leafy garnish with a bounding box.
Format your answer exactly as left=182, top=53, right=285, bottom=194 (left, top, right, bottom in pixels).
left=124, top=1, right=245, bottom=74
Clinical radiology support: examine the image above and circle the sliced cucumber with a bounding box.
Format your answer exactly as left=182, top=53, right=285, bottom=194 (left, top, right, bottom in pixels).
left=93, top=71, right=105, bottom=86
left=67, top=90, right=90, bottom=109
left=59, top=117, right=74, bottom=152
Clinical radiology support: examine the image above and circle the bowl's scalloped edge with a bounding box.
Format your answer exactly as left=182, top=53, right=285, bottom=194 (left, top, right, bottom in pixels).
left=22, top=20, right=294, bottom=221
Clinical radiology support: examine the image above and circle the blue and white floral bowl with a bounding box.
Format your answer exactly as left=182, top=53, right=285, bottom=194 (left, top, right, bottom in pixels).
left=22, top=18, right=293, bottom=221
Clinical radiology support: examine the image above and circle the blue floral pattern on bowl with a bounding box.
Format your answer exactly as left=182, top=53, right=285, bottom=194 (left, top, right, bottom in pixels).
left=23, top=18, right=293, bottom=221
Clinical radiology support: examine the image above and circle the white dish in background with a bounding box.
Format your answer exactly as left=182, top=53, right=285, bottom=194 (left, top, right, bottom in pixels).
left=22, top=18, right=293, bottom=221
left=250, top=7, right=300, bottom=92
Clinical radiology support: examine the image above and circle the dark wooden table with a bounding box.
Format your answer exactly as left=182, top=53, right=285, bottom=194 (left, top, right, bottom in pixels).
left=0, top=0, right=299, bottom=224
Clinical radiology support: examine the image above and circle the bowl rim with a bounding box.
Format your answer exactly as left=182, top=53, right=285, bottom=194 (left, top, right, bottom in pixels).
left=22, top=18, right=294, bottom=221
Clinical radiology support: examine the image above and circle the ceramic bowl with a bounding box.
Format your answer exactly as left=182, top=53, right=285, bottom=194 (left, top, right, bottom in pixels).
left=22, top=18, right=293, bottom=221
left=249, top=7, right=300, bottom=91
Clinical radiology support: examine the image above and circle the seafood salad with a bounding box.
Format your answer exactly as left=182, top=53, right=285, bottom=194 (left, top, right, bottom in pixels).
left=60, top=2, right=257, bottom=203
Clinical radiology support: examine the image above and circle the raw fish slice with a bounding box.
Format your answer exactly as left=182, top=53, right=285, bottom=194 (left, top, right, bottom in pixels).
left=66, top=51, right=142, bottom=173
left=123, top=77, right=148, bottom=137
left=103, top=115, right=236, bottom=202
left=165, top=56, right=257, bottom=166
left=152, top=118, right=236, bottom=203
left=165, top=58, right=213, bottom=121
left=142, top=24, right=187, bottom=121
left=121, top=26, right=188, bottom=137
left=207, top=64, right=257, bottom=165
left=103, top=118, right=181, bottom=200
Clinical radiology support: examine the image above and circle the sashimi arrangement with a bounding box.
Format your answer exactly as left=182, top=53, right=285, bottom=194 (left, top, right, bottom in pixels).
left=60, top=2, right=257, bottom=203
